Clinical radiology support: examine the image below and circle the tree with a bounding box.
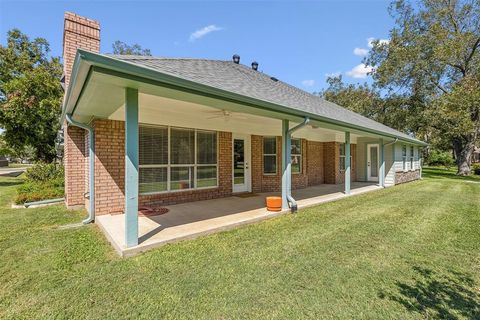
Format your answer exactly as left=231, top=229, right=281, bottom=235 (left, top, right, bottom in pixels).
left=320, top=75, right=411, bottom=133
left=112, top=41, right=152, bottom=56
left=0, top=29, right=63, bottom=162
left=366, top=0, right=480, bottom=175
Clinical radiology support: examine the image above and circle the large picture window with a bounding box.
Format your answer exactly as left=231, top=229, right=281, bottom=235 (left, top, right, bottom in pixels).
left=139, top=125, right=218, bottom=194
left=291, top=139, right=302, bottom=174
left=263, top=137, right=277, bottom=174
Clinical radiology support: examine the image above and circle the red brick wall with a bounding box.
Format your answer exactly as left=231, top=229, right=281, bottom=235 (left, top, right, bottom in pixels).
left=64, top=125, right=86, bottom=207
left=307, top=141, right=324, bottom=186
left=63, top=12, right=100, bottom=209
left=93, top=120, right=125, bottom=215
left=324, top=142, right=357, bottom=184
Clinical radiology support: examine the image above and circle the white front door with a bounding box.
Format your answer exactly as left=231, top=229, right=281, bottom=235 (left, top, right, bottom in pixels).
left=367, top=144, right=380, bottom=182
left=232, top=134, right=251, bottom=193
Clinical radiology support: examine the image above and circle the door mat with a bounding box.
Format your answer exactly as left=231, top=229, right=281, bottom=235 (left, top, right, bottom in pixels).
left=139, top=206, right=170, bottom=216
left=234, top=193, right=259, bottom=198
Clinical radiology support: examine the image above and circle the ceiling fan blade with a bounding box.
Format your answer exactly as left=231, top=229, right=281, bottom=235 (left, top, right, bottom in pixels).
left=206, top=115, right=224, bottom=119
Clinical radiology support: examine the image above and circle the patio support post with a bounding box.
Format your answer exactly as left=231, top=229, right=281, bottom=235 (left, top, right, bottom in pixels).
left=379, top=138, right=385, bottom=187
left=125, top=87, right=139, bottom=248
left=344, top=131, right=351, bottom=195
left=281, top=119, right=290, bottom=210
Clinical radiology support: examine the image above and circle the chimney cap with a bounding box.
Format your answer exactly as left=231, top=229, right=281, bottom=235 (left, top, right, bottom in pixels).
left=251, top=61, right=258, bottom=71
left=232, top=54, right=240, bottom=64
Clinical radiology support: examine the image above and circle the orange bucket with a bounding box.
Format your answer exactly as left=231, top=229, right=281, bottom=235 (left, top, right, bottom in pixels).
left=266, top=196, right=282, bottom=212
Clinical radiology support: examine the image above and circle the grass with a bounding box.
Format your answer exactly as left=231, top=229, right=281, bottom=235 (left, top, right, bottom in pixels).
left=0, top=167, right=479, bottom=319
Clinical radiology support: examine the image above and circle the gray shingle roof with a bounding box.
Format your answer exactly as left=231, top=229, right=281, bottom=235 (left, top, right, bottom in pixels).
left=107, top=54, right=421, bottom=143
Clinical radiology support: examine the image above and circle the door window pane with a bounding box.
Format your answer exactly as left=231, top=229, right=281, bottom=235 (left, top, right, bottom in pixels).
left=370, top=146, right=378, bottom=177
left=171, top=167, right=194, bottom=190
left=139, top=167, right=167, bottom=193
left=197, top=131, right=217, bottom=164
left=197, top=166, right=217, bottom=187
left=171, top=128, right=194, bottom=164
left=234, top=139, right=245, bottom=184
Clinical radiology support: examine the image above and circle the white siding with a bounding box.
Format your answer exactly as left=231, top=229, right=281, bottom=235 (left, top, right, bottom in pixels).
left=385, top=144, right=395, bottom=186
left=393, top=143, right=421, bottom=173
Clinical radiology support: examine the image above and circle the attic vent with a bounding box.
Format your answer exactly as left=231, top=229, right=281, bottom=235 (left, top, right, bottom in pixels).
left=270, top=77, right=279, bottom=82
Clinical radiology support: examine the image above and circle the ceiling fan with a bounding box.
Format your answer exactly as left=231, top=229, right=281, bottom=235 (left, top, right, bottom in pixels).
left=205, top=109, right=248, bottom=121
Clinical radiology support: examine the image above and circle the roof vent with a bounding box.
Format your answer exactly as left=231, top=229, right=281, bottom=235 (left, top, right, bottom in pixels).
left=232, top=54, right=240, bottom=64
left=251, top=61, right=258, bottom=71
left=270, top=76, right=279, bottom=82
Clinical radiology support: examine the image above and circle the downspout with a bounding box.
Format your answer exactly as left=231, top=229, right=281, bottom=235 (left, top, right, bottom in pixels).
left=286, top=117, right=310, bottom=213
left=65, top=114, right=95, bottom=224
left=383, top=137, right=398, bottom=146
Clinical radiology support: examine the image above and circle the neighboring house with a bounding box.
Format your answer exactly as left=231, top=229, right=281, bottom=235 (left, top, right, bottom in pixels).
left=61, top=13, right=426, bottom=249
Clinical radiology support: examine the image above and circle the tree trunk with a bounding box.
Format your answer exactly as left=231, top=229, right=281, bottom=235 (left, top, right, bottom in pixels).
left=452, top=135, right=475, bottom=176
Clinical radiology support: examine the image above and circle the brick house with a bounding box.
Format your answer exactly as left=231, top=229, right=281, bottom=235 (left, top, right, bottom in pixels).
left=61, top=12, right=426, bottom=250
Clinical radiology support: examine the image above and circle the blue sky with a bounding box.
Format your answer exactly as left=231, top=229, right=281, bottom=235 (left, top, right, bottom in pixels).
left=0, top=0, right=394, bottom=92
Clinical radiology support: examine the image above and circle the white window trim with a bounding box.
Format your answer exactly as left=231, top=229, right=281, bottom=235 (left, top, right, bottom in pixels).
left=402, top=145, right=407, bottom=172
left=263, top=136, right=277, bottom=175
left=139, top=124, right=219, bottom=195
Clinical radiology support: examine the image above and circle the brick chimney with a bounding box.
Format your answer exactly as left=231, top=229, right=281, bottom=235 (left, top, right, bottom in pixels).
left=63, top=12, right=100, bottom=209
left=63, top=12, right=100, bottom=88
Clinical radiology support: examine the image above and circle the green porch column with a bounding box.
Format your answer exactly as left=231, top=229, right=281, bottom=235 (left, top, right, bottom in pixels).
left=281, top=119, right=290, bottom=210
left=125, top=88, right=139, bottom=247
left=345, top=132, right=351, bottom=195
left=379, top=139, right=385, bottom=187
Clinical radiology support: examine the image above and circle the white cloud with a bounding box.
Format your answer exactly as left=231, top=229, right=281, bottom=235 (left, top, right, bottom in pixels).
left=346, top=63, right=373, bottom=79
left=367, top=37, right=389, bottom=48
left=189, top=25, right=223, bottom=42
left=301, top=79, right=315, bottom=87
left=325, top=72, right=341, bottom=78
left=353, top=47, right=369, bottom=56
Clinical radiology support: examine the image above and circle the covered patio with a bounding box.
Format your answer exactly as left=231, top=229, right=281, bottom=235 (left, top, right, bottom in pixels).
left=97, top=182, right=380, bottom=257
left=61, top=51, right=426, bottom=255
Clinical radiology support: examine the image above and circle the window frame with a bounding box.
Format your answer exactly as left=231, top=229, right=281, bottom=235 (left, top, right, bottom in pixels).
left=339, top=143, right=353, bottom=172
left=402, top=145, right=407, bottom=171
left=263, top=136, right=277, bottom=175
left=139, top=124, right=219, bottom=195
left=410, top=146, right=415, bottom=171
left=291, top=138, right=302, bottom=174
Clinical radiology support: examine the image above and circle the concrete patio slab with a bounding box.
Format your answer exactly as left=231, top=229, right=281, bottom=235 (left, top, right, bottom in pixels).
left=96, top=182, right=381, bottom=257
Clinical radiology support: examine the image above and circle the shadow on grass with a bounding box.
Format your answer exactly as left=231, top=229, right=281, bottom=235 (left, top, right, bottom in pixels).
left=0, top=180, right=23, bottom=187
left=423, top=167, right=480, bottom=182
left=379, top=266, right=480, bottom=319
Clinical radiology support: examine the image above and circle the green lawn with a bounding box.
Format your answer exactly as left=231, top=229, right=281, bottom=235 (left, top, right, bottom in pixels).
left=1, top=168, right=479, bottom=319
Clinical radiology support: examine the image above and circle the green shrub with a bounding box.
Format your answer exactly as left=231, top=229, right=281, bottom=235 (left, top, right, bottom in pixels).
left=426, top=149, right=455, bottom=168
left=472, top=163, right=480, bottom=175
left=15, top=162, right=65, bottom=204
left=24, top=162, right=64, bottom=183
